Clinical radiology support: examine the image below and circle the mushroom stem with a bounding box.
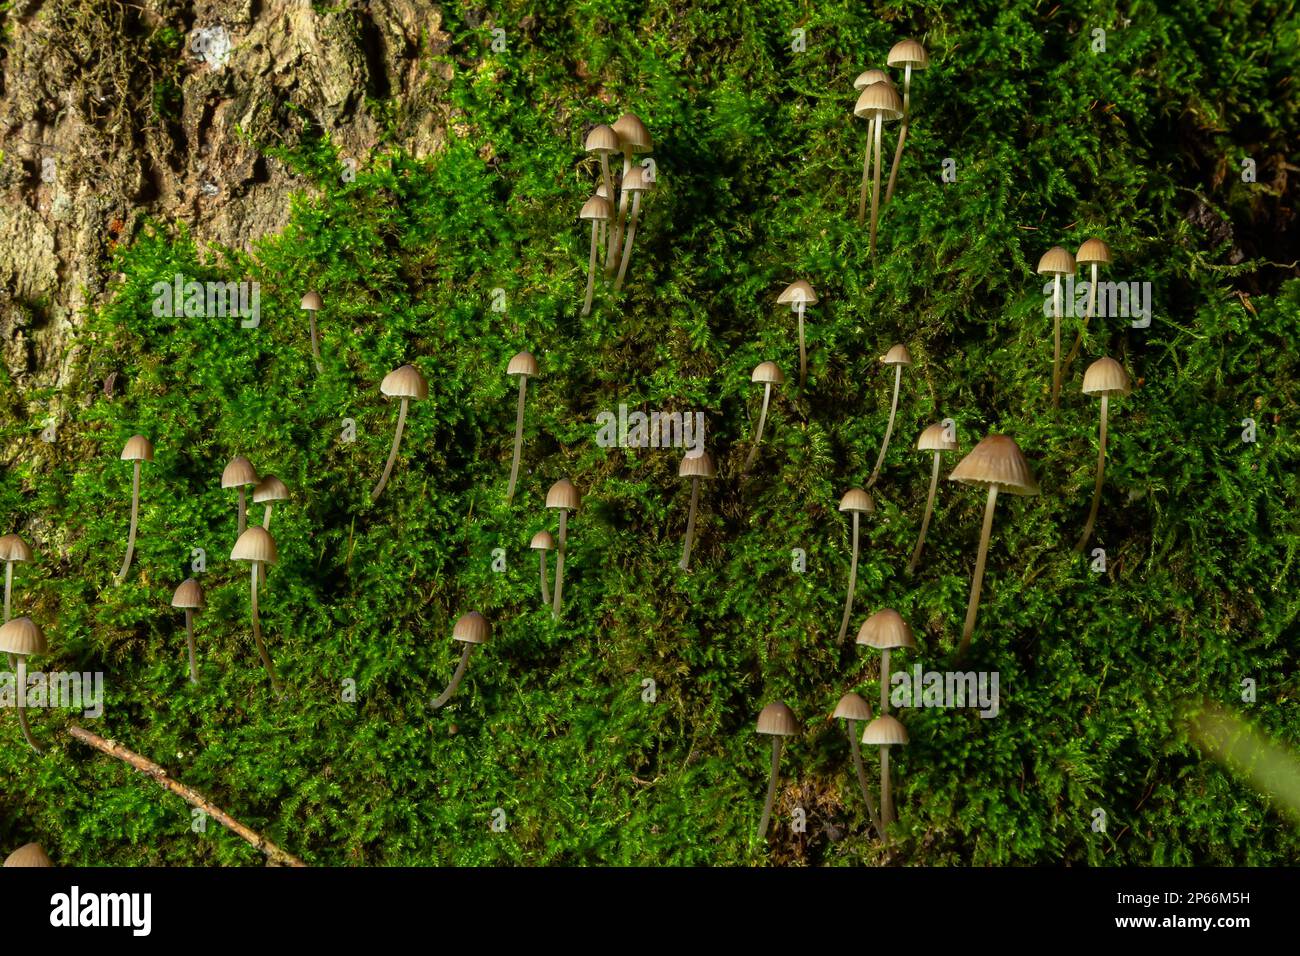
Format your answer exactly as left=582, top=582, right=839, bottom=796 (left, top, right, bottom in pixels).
left=679, top=476, right=701, bottom=570
left=308, top=313, right=323, bottom=375
left=249, top=562, right=281, bottom=692
left=884, top=64, right=913, bottom=204
left=263, top=504, right=274, bottom=530
left=538, top=551, right=551, bottom=607
left=867, top=364, right=903, bottom=488
left=506, top=376, right=529, bottom=503
left=1064, top=263, right=1100, bottom=375
left=836, top=511, right=860, bottom=645
left=552, top=509, right=569, bottom=619
left=12, top=652, right=41, bottom=755
left=757, top=736, right=784, bottom=840
left=957, top=484, right=1000, bottom=658
left=796, top=301, right=807, bottom=388
left=431, top=643, right=474, bottom=709
left=371, top=396, right=409, bottom=503
left=613, top=192, right=642, bottom=291
left=742, top=383, right=773, bottom=473
left=184, top=608, right=199, bottom=685
left=581, top=221, right=600, bottom=317
left=908, top=451, right=943, bottom=573
left=237, top=487, right=248, bottom=536
left=608, top=148, right=632, bottom=276
left=3, top=561, right=12, bottom=623
left=1075, top=394, right=1110, bottom=553
left=869, top=115, right=883, bottom=261
left=600, top=153, right=618, bottom=273
left=857, top=133, right=872, bottom=225
left=115, top=460, right=141, bottom=584
left=881, top=648, right=894, bottom=716
left=880, top=745, right=894, bottom=826
left=848, top=722, right=886, bottom=841
left=1051, top=274, right=1063, bottom=409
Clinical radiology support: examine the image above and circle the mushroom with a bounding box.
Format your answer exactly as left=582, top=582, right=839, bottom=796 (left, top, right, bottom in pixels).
left=431, top=611, right=491, bottom=709
left=579, top=193, right=613, bottom=317
left=546, top=479, right=581, bottom=619
left=867, top=345, right=913, bottom=488
left=171, top=578, right=204, bottom=685
left=836, top=488, right=876, bottom=644
left=613, top=162, right=652, bottom=291
left=3, top=843, right=52, bottom=867
left=833, top=693, right=884, bottom=840
left=1074, top=357, right=1132, bottom=553
left=1064, top=238, right=1113, bottom=374
left=301, top=290, right=324, bottom=374
left=883, top=39, right=930, bottom=204
left=777, top=280, right=818, bottom=387
left=505, top=351, right=539, bottom=503
left=908, top=421, right=959, bottom=573
left=609, top=113, right=653, bottom=276
left=0, top=534, right=32, bottom=623
left=530, top=530, right=555, bottom=608
left=856, top=608, right=916, bottom=717
left=231, top=526, right=281, bottom=692
left=862, top=713, right=909, bottom=826
left=678, top=450, right=716, bottom=570
left=115, top=435, right=154, bottom=584
left=221, top=456, right=258, bottom=536
left=948, top=434, right=1039, bottom=656
left=253, top=475, right=289, bottom=529
left=853, top=81, right=904, bottom=259
left=851, top=71, right=895, bottom=225
left=371, top=364, right=429, bottom=503
left=742, top=361, right=785, bottom=474
left=584, top=124, right=622, bottom=270
left=0, top=616, right=46, bottom=754
left=755, top=701, right=798, bottom=840
left=1037, top=246, right=1077, bottom=409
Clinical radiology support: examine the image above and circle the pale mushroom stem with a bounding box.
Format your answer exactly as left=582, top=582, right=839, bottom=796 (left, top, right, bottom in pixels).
left=552, top=509, right=569, bottom=619
left=757, top=737, right=784, bottom=840
left=608, top=149, right=632, bottom=276
left=1075, top=394, right=1110, bottom=553
left=309, top=313, right=323, bottom=375
left=884, top=64, right=913, bottom=204
left=538, top=552, right=551, bottom=607
left=581, top=221, right=600, bottom=317
left=1064, top=262, right=1100, bottom=373
left=848, top=723, right=886, bottom=841
left=880, top=746, right=894, bottom=826
left=263, top=504, right=274, bottom=530
left=184, top=608, right=199, bottom=685
left=237, top=487, right=248, bottom=536
left=506, top=376, right=529, bottom=503
left=742, top=383, right=773, bottom=473
left=250, top=562, right=281, bottom=692
left=4, top=561, right=12, bottom=622
left=958, top=484, right=1000, bottom=658
left=116, top=460, right=142, bottom=584
left=613, top=192, right=642, bottom=291
left=908, top=451, right=943, bottom=573
left=432, top=644, right=473, bottom=709
left=881, top=648, right=894, bottom=715
left=679, top=476, right=701, bottom=570
left=796, top=301, right=807, bottom=387
left=869, top=115, right=883, bottom=261
left=371, top=397, right=409, bottom=502
left=600, top=153, right=618, bottom=272
left=867, top=364, right=903, bottom=488
left=1051, top=274, right=1063, bottom=408
left=857, top=134, right=872, bottom=225
left=836, top=511, right=860, bottom=645
left=12, top=653, right=41, bottom=755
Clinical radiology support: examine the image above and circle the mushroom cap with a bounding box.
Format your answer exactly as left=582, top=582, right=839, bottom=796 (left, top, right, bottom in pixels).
left=452, top=610, right=491, bottom=645
left=0, top=534, right=33, bottom=563
left=221, top=456, right=258, bottom=489
left=621, top=163, right=651, bottom=192
left=545, top=478, right=581, bottom=511
left=777, top=279, right=818, bottom=305
left=252, top=474, right=289, bottom=505
left=854, top=81, right=904, bottom=122
left=862, top=714, right=909, bottom=746
left=596, top=181, right=610, bottom=199
left=1076, top=237, right=1112, bottom=266
left=0, top=617, right=46, bottom=656
left=3, top=843, right=53, bottom=867
left=381, top=364, right=429, bottom=400
left=949, top=434, right=1040, bottom=496
left=679, top=450, right=716, bottom=479
left=833, top=692, right=874, bottom=722
left=887, top=38, right=930, bottom=69
left=1082, top=356, right=1132, bottom=398
left=917, top=422, right=958, bottom=452
left=751, top=361, right=785, bottom=385
left=853, top=68, right=893, bottom=90
left=881, top=343, right=913, bottom=366
left=584, top=124, right=620, bottom=154
left=756, top=701, right=799, bottom=736
left=507, top=351, right=539, bottom=377
left=530, top=530, right=555, bottom=551
left=838, top=487, right=875, bottom=514
left=300, top=290, right=323, bottom=311
left=856, top=608, right=916, bottom=650
left=171, top=577, right=205, bottom=609
left=121, top=434, right=155, bottom=462
left=1037, top=245, right=1076, bottom=276
left=580, top=194, right=613, bottom=221
left=231, top=526, right=278, bottom=564
left=612, top=113, right=653, bottom=152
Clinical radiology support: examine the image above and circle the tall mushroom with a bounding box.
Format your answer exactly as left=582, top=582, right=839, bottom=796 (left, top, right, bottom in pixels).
left=853, top=81, right=904, bottom=259
left=856, top=608, right=916, bottom=717
left=371, top=363, right=428, bottom=503
left=884, top=39, right=930, bottom=204
left=530, top=530, right=554, bottom=608
left=742, top=361, right=785, bottom=473
left=431, top=611, right=491, bottom=709
left=609, top=113, right=653, bottom=276
left=613, top=162, right=652, bottom=291
left=777, top=280, right=818, bottom=387
left=1074, top=357, right=1132, bottom=552
left=678, top=450, right=716, bottom=570
left=505, top=351, right=539, bottom=503
left=755, top=701, right=798, bottom=840
left=546, top=479, right=581, bottom=619
left=862, top=713, right=908, bottom=827
left=3, top=843, right=53, bottom=867
left=833, top=693, right=884, bottom=840
left=852, top=70, right=894, bottom=224
left=1037, top=245, right=1077, bottom=409
left=1064, top=238, right=1113, bottom=375
left=231, top=526, right=281, bottom=692
left=579, top=193, right=613, bottom=317
left=115, top=435, right=154, bottom=584
left=585, top=124, right=621, bottom=270
left=949, top=434, right=1039, bottom=656
left=301, top=290, right=324, bottom=374
left=867, top=344, right=913, bottom=488
left=221, top=456, right=258, bottom=536
left=0, top=616, right=46, bottom=754
left=908, top=421, right=959, bottom=573
left=253, top=475, right=289, bottom=529
left=0, top=534, right=32, bottom=622
left=171, top=578, right=204, bottom=685
left=836, top=488, right=876, bottom=645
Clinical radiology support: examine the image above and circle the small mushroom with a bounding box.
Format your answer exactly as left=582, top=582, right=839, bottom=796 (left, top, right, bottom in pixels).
left=742, top=361, right=785, bottom=474
left=755, top=701, right=799, bottom=840
left=431, top=611, right=492, bottom=709
left=0, top=616, right=47, bottom=754
left=231, top=526, right=281, bottom=692
left=1075, top=357, right=1132, bottom=552
left=856, top=609, right=916, bottom=718
left=505, top=351, right=539, bottom=503
left=371, top=364, right=429, bottom=503
left=3, top=843, right=52, bottom=867
left=609, top=113, right=653, bottom=276
left=301, top=290, right=324, bottom=374
left=949, top=435, right=1039, bottom=656
left=908, top=421, right=959, bottom=573
left=613, top=162, right=653, bottom=291
left=585, top=124, right=622, bottom=270
left=867, top=345, right=913, bottom=488
left=678, top=450, right=716, bottom=570
left=546, top=479, right=582, bottom=619
left=862, top=713, right=909, bottom=827
left=853, top=81, right=904, bottom=259
left=115, top=435, right=154, bottom=584
left=851, top=71, right=895, bottom=224
left=777, top=280, right=818, bottom=387
left=0, top=534, right=32, bottom=623
left=253, top=475, right=289, bottom=530
left=221, top=456, right=258, bottom=536
left=836, top=488, right=876, bottom=644
left=1037, top=246, right=1077, bottom=409
left=833, top=693, right=884, bottom=840
left=579, top=193, right=613, bottom=316
left=884, top=39, right=930, bottom=204
left=171, top=578, right=205, bottom=685
left=530, top=530, right=555, bottom=608
left=1064, top=238, right=1113, bottom=374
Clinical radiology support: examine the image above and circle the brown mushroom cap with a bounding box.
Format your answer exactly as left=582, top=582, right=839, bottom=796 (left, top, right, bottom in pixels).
left=621, top=163, right=651, bottom=192
left=854, top=81, right=904, bottom=122
left=862, top=714, right=909, bottom=746
left=948, top=434, right=1040, bottom=496
left=856, top=608, right=916, bottom=650
left=881, top=344, right=913, bottom=366
left=839, top=488, right=876, bottom=514
left=917, top=422, right=958, bottom=452
left=580, top=194, right=614, bottom=221
left=545, top=478, right=581, bottom=511
left=1076, top=238, right=1112, bottom=266
left=0, top=616, right=46, bottom=656
left=751, top=361, right=785, bottom=385
left=1082, top=357, right=1132, bottom=397
left=0, top=534, right=33, bottom=563
left=381, top=364, right=429, bottom=400
left=596, top=182, right=610, bottom=199
left=833, top=692, right=874, bottom=722
left=612, top=113, right=653, bottom=152
left=300, top=291, right=323, bottom=311
left=452, top=610, right=491, bottom=645
left=171, top=577, right=205, bottom=609
left=121, top=435, right=155, bottom=462
left=853, top=68, right=893, bottom=90
left=887, top=38, right=930, bottom=69
left=507, top=351, right=539, bottom=377
left=756, top=701, right=799, bottom=736
left=221, top=456, right=258, bottom=489
left=530, top=530, right=555, bottom=551
left=252, top=475, right=289, bottom=505
left=679, top=451, right=716, bottom=479
left=777, top=279, right=818, bottom=305
left=1037, top=246, right=1076, bottom=276
left=3, top=843, right=53, bottom=867
left=584, top=124, right=620, bottom=154
left=231, top=526, right=278, bottom=564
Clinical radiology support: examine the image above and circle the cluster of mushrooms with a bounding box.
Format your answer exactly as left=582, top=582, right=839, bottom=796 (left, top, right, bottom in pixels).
left=579, top=113, right=656, bottom=314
